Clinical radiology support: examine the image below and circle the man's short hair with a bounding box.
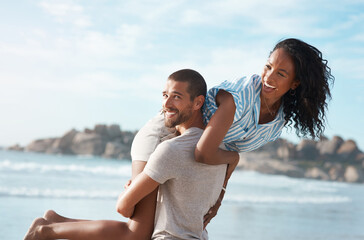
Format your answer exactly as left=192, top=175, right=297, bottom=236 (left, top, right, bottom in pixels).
left=168, top=69, right=207, bottom=100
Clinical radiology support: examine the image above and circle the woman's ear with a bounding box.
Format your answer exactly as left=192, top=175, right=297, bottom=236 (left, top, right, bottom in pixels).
left=291, top=80, right=300, bottom=90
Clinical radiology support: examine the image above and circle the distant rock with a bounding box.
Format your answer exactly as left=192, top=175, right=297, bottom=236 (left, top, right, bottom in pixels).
left=356, top=152, right=364, bottom=163
left=337, top=140, right=359, bottom=161
left=103, top=141, right=130, bottom=159
left=324, top=162, right=345, bottom=182
left=344, top=166, right=363, bottom=183
left=71, top=133, right=107, bottom=156
left=84, top=128, right=93, bottom=134
left=53, top=129, right=79, bottom=154
left=6, top=124, right=364, bottom=184
left=316, top=135, right=344, bottom=157
left=238, top=152, right=304, bottom=178
left=276, top=141, right=296, bottom=160
left=7, top=144, right=24, bottom=151
left=304, top=167, right=330, bottom=181
left=26, top=138, right=57, bottom=153
left=94, top=124, right=109, bottom=137
left=106, top=125, right=122, bottom=139
left=296, top=139, right=318, bottom=160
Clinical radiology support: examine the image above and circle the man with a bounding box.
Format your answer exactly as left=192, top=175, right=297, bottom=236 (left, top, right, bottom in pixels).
left=117, top=69, right=227, bottom=239
left=23, top=69, right=227, bottom=240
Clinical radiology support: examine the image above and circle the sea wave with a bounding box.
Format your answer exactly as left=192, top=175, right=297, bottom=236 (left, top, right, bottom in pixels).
left=0, top=185, right=352, bottom=204
left=0, top=160, right=131, bottom=177
left=225, top=194, right=351, bottom=204
left=0, top=186, right=119, bottom=199
left=230, top=171, right=348, bottom=193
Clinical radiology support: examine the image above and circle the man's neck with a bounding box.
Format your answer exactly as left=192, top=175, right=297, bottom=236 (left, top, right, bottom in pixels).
left=175, top=112, right=205, bottom=135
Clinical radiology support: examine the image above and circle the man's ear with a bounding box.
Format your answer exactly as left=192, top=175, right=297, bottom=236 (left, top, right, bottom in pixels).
left=193, top=95, right=205, bottom=110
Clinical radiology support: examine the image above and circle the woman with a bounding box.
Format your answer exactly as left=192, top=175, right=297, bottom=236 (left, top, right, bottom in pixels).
left=24, top=38, right=334, bottom=240
left=196, top=38, right=334, bottom=162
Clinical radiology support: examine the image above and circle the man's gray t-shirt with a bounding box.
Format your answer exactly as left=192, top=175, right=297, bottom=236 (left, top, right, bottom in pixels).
left=144, top=127, right=227, bottom=240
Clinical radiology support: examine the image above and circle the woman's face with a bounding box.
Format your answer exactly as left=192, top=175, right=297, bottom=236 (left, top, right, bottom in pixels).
left=261, top=48, right=300, bottom=102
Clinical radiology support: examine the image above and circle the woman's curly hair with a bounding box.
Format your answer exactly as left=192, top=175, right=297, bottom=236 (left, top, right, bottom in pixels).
left=272, top=38, right=334, bottom=139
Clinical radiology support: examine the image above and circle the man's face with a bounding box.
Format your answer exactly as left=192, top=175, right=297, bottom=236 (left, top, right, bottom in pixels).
left=162, top=79, right=194, bottom=128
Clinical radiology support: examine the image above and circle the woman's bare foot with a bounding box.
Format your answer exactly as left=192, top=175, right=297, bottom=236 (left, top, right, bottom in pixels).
left=23, top=217, right=48, bottom=240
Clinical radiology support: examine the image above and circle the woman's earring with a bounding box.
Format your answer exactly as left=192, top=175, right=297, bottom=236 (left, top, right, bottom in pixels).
left=290, top=88, right=296, bottom=96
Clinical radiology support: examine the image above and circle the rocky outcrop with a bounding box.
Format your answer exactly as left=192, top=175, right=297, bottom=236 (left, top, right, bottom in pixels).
left=6, top=144, right=24, bottom=151
left=296, top=139, right=319, bottom=160
left=337, top=140, right=360, bottom=162
left=344, top=166, right=363, bottom=183
left=238, top=152, right=305, bottom=178
left=26, top=138, right=58, bottom=153
left=237, top=135, right=364, bottom=183
left=5, top=127, right=364, bottom=183
left=316, top=136, right=343, bottom=157
left=71, top=133, right=107, bottom=156
left=304, top=167, right=330, bottom=181
left=8, top=124, right=136, bottom=160
left=102, top=141, right=130, bottom=159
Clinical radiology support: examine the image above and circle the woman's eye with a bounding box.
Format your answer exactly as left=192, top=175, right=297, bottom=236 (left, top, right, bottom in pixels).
left=278, top=72, right=286, bottom=77
left=265, top=64, right=271, bottom=70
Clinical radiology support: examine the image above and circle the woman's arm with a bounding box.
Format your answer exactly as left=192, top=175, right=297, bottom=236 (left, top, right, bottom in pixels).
left=195, top=89, right=239, bottom=165
left=116, top=172, right=159, bottom=218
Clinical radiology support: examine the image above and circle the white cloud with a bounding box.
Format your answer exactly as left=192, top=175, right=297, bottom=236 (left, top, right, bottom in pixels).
left=39, top=0, right=91, bottom=27
left=39, top=1, right=83, bottom=16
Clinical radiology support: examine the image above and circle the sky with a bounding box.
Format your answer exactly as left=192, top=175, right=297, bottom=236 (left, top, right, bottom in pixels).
left=0, top=0, right=363, bottom=150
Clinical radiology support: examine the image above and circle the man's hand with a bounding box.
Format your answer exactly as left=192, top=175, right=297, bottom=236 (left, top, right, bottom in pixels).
left=124, top=179, right=132, bottom=189
left=203, top=188, right=224, bottom=229
left=203, top=156, right=239, bottom=229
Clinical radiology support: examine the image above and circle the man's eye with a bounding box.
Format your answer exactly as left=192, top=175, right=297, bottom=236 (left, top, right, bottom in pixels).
left=265, top=64, right=271, bottom=70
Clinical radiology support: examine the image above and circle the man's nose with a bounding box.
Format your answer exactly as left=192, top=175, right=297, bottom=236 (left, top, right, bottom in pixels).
left=163, top=96, right=173, bottom=108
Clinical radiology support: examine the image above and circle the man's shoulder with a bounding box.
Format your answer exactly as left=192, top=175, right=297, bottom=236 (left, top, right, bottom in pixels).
left=170, top=128, right=203, bottom=144
left=155, top=128, right=202, bottom=152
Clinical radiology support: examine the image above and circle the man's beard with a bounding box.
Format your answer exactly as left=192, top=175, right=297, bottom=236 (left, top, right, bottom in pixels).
left=164, top=105, right=193, bottom=128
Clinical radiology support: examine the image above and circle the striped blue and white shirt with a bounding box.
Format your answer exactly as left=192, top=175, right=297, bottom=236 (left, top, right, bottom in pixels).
left=202, top=74, right=286, bottom=152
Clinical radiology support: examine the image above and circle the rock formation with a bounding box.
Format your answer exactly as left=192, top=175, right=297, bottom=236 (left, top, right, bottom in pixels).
left=11, top=124, right=135, bottom=160
left=237, top=136, right=364, bottom=183
left=5, top=127, right=364, bottom=183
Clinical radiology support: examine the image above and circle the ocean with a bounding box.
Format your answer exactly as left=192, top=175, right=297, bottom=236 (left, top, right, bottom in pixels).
left=1, top=149, right=363, bottom=240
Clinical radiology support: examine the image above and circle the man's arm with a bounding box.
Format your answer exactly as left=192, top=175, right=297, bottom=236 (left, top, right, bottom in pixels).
left=116, top=171, right=159, bottom=218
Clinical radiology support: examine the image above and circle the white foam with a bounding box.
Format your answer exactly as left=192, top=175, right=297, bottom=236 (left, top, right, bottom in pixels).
left=0, top=160, right=131, bottom=177
left=225, top=194, right=351, bottom=204
left=0, top=186, right=119, bottom=199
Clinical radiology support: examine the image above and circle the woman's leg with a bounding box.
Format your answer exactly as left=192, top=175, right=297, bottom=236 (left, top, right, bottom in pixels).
left=24, top=217, right=132, bottom=240
left=43, top=209, right=88, bottom=223
left=24, top=159, right=158, bottom=240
